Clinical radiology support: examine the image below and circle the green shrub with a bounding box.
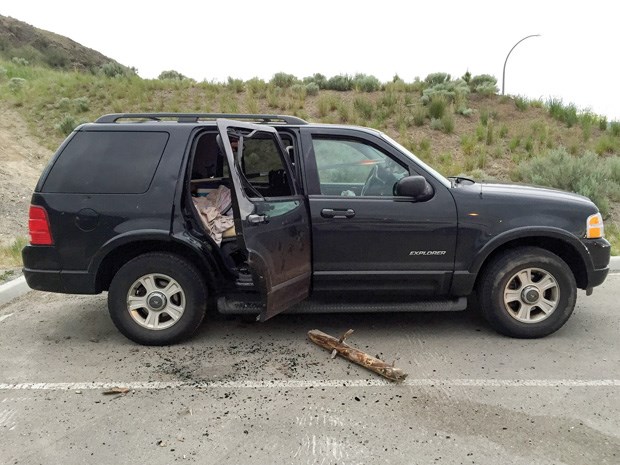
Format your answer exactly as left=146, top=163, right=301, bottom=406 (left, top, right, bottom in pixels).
left=0, top=237, right=28, bottom=267
left=428, top=96, right=447, bottom=119
left=101, top=62, right=128, bottom=78
left=547, top=98, right=578, bottom=127
left=514, top=95, right=529, bottom=111
left=305, top=82, right=319, bottom=96
left=430, top=118, right=444, bottom=131
left=479, top=108, right=490, bottom=126
left=303, top=73, right=327, bottom=89
left=424, top=72, right=451, bottom=86
left=486, top=121, right=494, bottom=145
left=158, top=70, right=188, bottom=80
left=499, top=124, right=509, bottom=138
left=57, top=114, right=79, bottom=135
left=508, top=136, right=521, bottom=152
left=8, top=77, right=26, bottom=93
left=469, top=74, right=498, bottom=94
left=353, top=97, right=373, bottom=120
left=610, top=121, right=620, bottom=137
left=227, top=77, right=245, bottom=93
left=516, top=148, right=620, bottom=216
left=325, top=74, right=353, bottom=91
left=599, top=117, right=608, bottom=131
left=246, top=77, right=267, bottom=94
left=595, top=135, right=619, bottom=155
left=270, top=72, right=298, bottom=88
left=11, top=57, right=29, bottom=66
left=0, top=66, right=7, bottom=81
left=318, top=95, right=338, bottom=117
left=353, top=73, right=381, bottom=92
left=460, top=134, right=476, bottom=156
left=441, top=113, right=455, bottom=134
left=412, top=106, right=426, bottom=126
left=74, top=96, right=90, bottom=113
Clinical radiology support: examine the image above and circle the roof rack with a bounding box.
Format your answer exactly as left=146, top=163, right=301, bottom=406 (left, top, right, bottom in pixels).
left=95, top=113, right=308, bottom=125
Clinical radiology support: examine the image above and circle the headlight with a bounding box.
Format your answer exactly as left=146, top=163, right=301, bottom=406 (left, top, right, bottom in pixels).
left=586, top=213, right=604, bottom=238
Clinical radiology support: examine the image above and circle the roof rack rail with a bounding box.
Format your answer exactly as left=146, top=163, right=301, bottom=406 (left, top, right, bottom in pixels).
left=95, top=113, right=308, bottom=125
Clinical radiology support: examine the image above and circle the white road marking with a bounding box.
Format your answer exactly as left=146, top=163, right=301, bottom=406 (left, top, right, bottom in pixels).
left=0, top=378, right=618, bottom=391
left=0, top=313, right=14, bottom=323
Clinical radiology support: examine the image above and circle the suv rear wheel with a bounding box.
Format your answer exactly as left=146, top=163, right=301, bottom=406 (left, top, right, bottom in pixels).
left=108, top=253, right=207, bottom=345
left=478, top=247, right=577, bottom=338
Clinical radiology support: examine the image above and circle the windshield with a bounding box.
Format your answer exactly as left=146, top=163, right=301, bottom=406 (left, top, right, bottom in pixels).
left=379, top=132, right=452, bottom=188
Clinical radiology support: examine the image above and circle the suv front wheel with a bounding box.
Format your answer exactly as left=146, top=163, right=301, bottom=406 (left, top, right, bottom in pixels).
left=108, top=253, right=207, bottom=345
left=478, top=247, right=577, bottom=338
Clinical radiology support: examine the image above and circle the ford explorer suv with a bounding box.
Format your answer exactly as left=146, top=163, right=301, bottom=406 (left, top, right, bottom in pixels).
left=22, top=113, right=611, bottom=345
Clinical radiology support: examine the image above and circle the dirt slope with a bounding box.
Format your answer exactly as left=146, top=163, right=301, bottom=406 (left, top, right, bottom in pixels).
left=0, top=107, right=50, bottom=245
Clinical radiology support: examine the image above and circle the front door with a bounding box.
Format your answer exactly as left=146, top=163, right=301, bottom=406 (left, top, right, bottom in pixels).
left=302, top=128, right=458, bottom=296
left=217, top=120, right=311, bottom=321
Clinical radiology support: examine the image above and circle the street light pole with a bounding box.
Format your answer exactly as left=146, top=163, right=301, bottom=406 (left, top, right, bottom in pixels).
left=502, top=34, right=541, bottom=95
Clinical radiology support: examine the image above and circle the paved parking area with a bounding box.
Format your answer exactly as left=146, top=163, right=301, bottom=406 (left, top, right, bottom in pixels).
left=1, top=274, right=619, bottom=464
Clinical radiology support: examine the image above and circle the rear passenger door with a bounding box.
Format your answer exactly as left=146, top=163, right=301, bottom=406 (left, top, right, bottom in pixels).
left=217, top=120, right=311, bottom=321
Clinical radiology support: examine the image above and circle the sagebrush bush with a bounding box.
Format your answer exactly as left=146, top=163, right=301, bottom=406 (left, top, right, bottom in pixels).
left=57, top=114, right=78, bottom=135
left=516, top=148, right=620, bottom=216
left=305, top=82, right=319, bottom=96
left=101, top=62, right=127, bottom=78
left=325, top=74, right=353, bottom=91
left=74, top=96, right=90, bottom=112
left=353, top=73, right=381, bottom=92
left=469, top=74, right=498, bottom=94
left=424, top=72, right=451, bottom=86
left=8, top=77, right=26, bottom=93
left=429, top=118, right=444, bottom=131
left=158, top=70, right=188, bottom=80
left=227, top=77, right=245, bottom=93
left=270, top=72, right=297, bottom=88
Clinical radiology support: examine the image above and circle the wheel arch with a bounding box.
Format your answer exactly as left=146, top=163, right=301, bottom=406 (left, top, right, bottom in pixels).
left=472, top=230, right=590, bottom=291
left=93, top=234, right=226, bottom=293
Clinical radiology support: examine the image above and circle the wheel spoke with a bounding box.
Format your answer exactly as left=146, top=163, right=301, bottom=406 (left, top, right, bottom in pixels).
left=517, top=269, right=532, bottom=287
left=145, top=310, right=159, bottom=329
left=139, top=275, right=157, bottom=293
left=127, top=295, right=148, bottom=311
left=165, top=304, right=184, bottom=321
left=517, top=304, right=532, bottom=321
left=538, top=298, right=556, bottom=314
left=504, top=290, right=521, bottom=303
left=162, top=280, right=181, bottom=300
left=537, top=274, right=557, bottom=291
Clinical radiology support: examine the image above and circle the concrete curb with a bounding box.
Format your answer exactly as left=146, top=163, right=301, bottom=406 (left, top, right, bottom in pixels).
left=0, top=257, right=617, bottom=309
left=0, top=276, right=31, bottom=307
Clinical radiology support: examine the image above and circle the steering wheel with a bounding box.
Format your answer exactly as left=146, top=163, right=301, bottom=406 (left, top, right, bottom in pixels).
left=361, top=164, right=387, bottom=196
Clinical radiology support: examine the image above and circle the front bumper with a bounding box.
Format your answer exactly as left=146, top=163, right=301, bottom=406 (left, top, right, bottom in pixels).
left=582, top=237, right=611, bottom=289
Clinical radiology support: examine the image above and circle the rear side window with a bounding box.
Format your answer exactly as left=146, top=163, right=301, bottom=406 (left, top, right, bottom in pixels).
left=43, top=131, right=169, bottom=194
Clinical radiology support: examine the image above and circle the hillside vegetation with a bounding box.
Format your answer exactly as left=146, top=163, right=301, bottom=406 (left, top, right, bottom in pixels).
left=0, top=58, right=619, bottom=258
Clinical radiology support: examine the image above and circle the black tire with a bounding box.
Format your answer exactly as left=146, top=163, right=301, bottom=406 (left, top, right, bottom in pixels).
left=477, top=247, right=576, bottom=338
left=108, top=253, right=207, bottom=345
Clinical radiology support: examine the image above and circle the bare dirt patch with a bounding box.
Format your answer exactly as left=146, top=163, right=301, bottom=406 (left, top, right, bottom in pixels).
left=0, top=106, right=51, bottom=246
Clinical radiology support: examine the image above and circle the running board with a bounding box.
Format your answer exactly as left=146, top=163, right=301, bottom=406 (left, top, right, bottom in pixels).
left=217, top=296, right=467, bottom=315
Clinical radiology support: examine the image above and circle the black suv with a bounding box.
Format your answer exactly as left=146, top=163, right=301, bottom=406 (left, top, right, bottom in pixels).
left=22, top=113, right=610, bottom=345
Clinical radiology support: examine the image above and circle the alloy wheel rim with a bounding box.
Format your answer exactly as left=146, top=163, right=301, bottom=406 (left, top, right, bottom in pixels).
left=503, top=267, right=560, bottom=323
left=126, top=273, right=186, bottom=330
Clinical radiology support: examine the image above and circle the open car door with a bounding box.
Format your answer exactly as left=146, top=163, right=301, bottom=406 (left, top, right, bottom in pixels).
left=216, top=119, right=311, bottom=321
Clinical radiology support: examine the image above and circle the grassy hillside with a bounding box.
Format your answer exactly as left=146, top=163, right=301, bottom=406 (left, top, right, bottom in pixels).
left=0, top=15, right=127, bottom=72
left=0, top=59, right=619, bottom=256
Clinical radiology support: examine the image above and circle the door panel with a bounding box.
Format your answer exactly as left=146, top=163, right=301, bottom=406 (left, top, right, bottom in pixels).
left=304, top=131, right=458, bottom=296
left=217, top=120, right=311, bottom=320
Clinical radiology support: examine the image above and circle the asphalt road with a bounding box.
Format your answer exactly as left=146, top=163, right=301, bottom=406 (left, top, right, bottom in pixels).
left=1, top=274, right=619, bottom=465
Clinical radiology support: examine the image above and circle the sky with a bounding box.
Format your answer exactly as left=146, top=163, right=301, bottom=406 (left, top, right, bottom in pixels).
left=3, top=0, right=619, bottom=119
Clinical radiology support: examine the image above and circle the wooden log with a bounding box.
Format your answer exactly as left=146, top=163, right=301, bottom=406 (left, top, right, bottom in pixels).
left=308, top=329, right=408, bottom=382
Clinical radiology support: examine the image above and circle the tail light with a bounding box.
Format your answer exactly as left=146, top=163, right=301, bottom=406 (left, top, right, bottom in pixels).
left=29, top=205, right=54, bottom=245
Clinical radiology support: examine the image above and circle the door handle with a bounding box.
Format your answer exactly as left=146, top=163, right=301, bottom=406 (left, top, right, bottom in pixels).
left=247, top=214, right=268, bottom=224
left=321, top=208, right=355, bottom=219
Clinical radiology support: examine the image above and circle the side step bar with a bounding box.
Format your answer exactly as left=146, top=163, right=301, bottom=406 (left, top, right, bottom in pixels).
left=217, top=296, right=467, bottom=315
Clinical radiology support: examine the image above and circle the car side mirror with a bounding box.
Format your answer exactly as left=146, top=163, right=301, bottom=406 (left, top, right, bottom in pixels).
left=394, top=175, right=434, bottom=201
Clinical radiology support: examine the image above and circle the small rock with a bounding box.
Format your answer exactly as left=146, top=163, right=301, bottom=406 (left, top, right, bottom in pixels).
left=75, top=390, right=82, bottom=394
